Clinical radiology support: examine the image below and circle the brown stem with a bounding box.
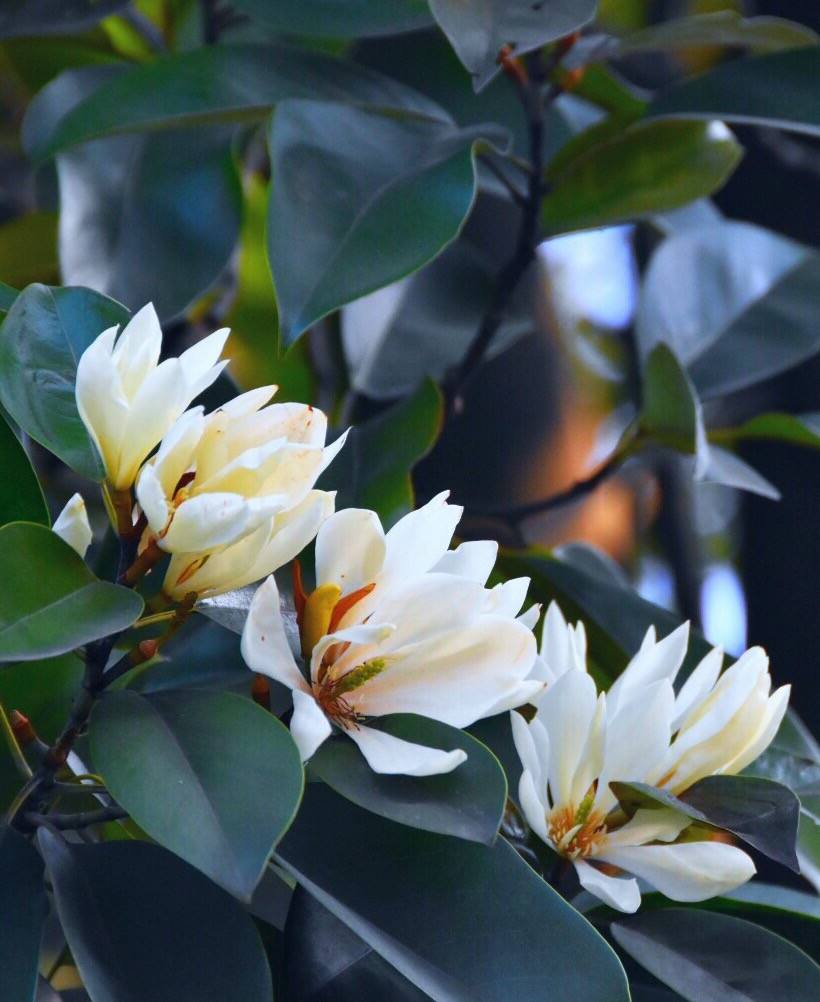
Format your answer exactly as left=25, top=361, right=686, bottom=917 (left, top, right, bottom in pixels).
left=121, top=538, right=163, bottom=586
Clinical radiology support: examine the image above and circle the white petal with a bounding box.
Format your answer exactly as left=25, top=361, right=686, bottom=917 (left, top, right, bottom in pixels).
left=152, top=407, right=205, bottom=497
left=518, top=769, right=551, bottom=844
left=571, top=693, right=607, bottom=806
left=52, top=493, right=92, bottom=557
left=314, top=508, right=386, bottom=594
left=135, top=463, right=171, bottom=535
left=240, top=576, right=307, bottom=692
left=574, top=860, right=641, bottom=913
left=318, top=427, right=349, bottom=475
left=160, top=493, right=283, bottom=553
left=672, top=646, right=724, bottom=731
left=433, top=540, right=498, bottom=584
left=517, top=603, right=541, bottom=631
left=350, top=616, right=537, bottom=728
left=537, top=669, right=598, bottom=808
left=75, top=326, right=128, bottom=481
left=310, top=622, right=396, bottom=683
left=381, top=491, right=461, bottom=585
left=194, top=436, right=289, bottom=496
left=218, top=385, right=277, bottom=419
left=374, top=573, right=484, bottom=651
left=510, top=712, right=546, bottom=790
left=112, top=303, right=161, bottom=378
left=600, top=841, right=756, bottom=902
left=595, top=681, right=674, bottom=815
left=347, top=725, right=467, bottom=776
left=178, top=327, right=230, bottom=396
left=484, top=577, right=530, bottom=619
left=485, top=679, right=545, bottom=715
left=290, top=689, right=332, bottom=762
left=604, top=808, right=690, bottom=848
left=721, top=684, right=790, bottom=775
left=238, top=402, right=328, bottom=449
left=608, top=622, right=689, bottom=716
left=540, top=602, right=587, bottom=680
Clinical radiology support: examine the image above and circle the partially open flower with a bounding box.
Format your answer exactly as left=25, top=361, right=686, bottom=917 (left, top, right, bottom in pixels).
left=53, top=493, right=92, bottom=558
left=135, top=387, right=345, bottom=561
left=241, top=494, right=541, bottom=776
left=75, top=304, right=228, bottom=489
left=513, top=610, right=789, bottom=913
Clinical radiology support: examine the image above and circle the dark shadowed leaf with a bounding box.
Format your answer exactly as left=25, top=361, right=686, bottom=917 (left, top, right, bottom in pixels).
left=0, top=412, right=48, bottom=526
left=284, top=885, right=432, bottom=1002
left=542, top=120, right=741, bottom=235
left=277, top=785, right=630, bottom=1002
left=611, top=776, right=800, bottom=871
left=0, top=283, right=128, bottom=479
left=429, top=0, right=598, bottom=90
left=318, top=380, right=442, bottom=528
left=649, top=47, right=820, bottom=137
left=637, top=222, right=820, bottom=399
left=231, top=0, right=432, bottom=36
left=612, top=908, right=820, bottom=1001
left=89, top=688, right=303, bottom=900
left=311, top=714, right=507, bottom=844
left=610, top=12, right=817, bottom=56
left=0, top=282, right=16, bottom=312
left=268, top=99, right=505, bottom=344
left=23, top=45, right=445, bottom=161
left=640, top=342, right=704, bottom=458
left=0, top=0, right=127, bottom=38
left=0, top=523, right=143, bottom=663
left=0, top=826, right=47, bottom=1002
left=39, top=832, right=272, bottom=1002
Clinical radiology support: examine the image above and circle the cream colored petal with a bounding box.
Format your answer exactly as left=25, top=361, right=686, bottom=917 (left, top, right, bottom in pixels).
left=608, top=622, right=689, bottom=717
left=604, top=808, right=690, bottom=849
left=511, top=712, right=549, bottom=793
left=599, top=841, right=756, bottom=902
left=234, top=402, right=327, bottom=450
left=537, top=669, right=598, bottom=809
left=433, top=540, right=498, bottom=585
left=672, top=646, right=724, bottom=732
left=112, top=303, right=162, bottom=398
left=351, top=616, right=537, bottom=729
left=309, top=622, right=396, bottom=685
left=135, top=463, right=172, bottom=535
left=160, top=492, right=279, bottom=553
left=348, top=725, right=467, bottom=776
left=178, top=327, right=230, bottom=396
left=314, top=508, right=386, bottom=594
left=574, top=860, right=641, bottom=914
left=257, top=443, right=327, bottom=506
left=518, top=769, right=551, bottom=845
left=194, top=437, right=289, bottom=497
left=484, top=679, right=544, bottom=716
left=240, top=575, right=307, bottom=692
left=152, top=407, right=205, bottom=497
left=75, top=326, right=128, bottom=480
left=373, top=573, right=484, bottom=651
left=720, top=684, right=790, bottom=776
left=52, top=493, right=92, bottom=558
left=381, top=491, right=462, bottom=585
left=483, top=577, right=530, bottom=619
left=571, top=692, right=607, bottom=807
left=290, top=689, right=332, bottom=762
left=218, top=384, right=278, bottom=419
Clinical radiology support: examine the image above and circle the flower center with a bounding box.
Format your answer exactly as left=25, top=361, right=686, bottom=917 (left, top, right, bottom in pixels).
left=549, top=794, right=607, bottom=860
left=312, top=657, right=389, bottom=730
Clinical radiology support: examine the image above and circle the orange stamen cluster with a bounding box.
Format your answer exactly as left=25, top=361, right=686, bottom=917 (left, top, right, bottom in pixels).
left=549, top=804, right=608, bottom=860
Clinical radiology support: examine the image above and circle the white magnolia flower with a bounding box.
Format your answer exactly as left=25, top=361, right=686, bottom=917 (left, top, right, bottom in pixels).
left=53, top=493, right=92, bottom=558
left=163, top=490, right=334, bottom=601
left=241, top=493, right=541, bottom=776
left=513, top=610, right=789, bottom=913
left=135, top=386, right=345, bottom=561
left=76, top=303, right=229, bottom=489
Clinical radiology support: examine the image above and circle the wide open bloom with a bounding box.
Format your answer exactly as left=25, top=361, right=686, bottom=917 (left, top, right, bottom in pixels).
left=76, top=303, right=228, bottom=489
left=135, top=387, right=344, bottom=569
left=241, top=493, right=541, bottom=776
left=513, top=610, right=789, bottom=913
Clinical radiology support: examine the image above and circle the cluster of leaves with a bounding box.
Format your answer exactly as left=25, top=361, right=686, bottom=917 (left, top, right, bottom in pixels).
left=1, top=2, right=820, bottom=1001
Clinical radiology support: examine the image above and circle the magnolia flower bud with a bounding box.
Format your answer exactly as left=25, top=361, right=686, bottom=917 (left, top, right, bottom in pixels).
left=75, top=304, right=229, bottom=489
left=52, top=493, right=92, bottom=558
left=136, top=387, right=346, bottom=557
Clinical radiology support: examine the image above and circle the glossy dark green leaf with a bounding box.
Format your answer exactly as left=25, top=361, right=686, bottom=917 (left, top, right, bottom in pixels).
left=39, top=832, right=272, bottom=1002
left=649, top=48, right=820, bottom=138
left=311, top=714, right=507, bottom=844
left=318, top=380, right=442, bottom=528
left=231, top=0, right=432, bottom=36
left=640, top=343, right=703, bottom=457
left=268, top=99, right=504, bottom=343
left=0, top=0, right=127, bottom=38
left=284, top=885, right=431, bottom=1002
left=611, top=12, right=817, bottom=56
left=0, top=283, right=128, bottom=479
left=711, top=413, right=820, bottom=451
left=89, top=688, right=303, bottom=900
left=542, top=120, right=742, bottom=235
left=0, top=826, right=47, bottom=1002
left=0, top=412, right=48, bottom=527
left=611, top=908, right=820, bottom=1001
left=345, top=194, right=534, bottom=399
left=429, top=0, right=597, bottom=89
left=0, top=653, right=84, bottom=808
left=23, top=45, right=445, bottom=162
left=611, top=776, right=800, bottom=871
left=277, top=785, right=630, bottom=1002
left=27, top=65, right=242, bottom=322
left=0, top=523, right=143, bottom=663
left=637, top=221, right=820, bottom=399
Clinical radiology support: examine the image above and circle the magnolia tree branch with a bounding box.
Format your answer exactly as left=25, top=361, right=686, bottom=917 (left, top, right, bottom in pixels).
left=24, top=804, right=128, bottom=832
